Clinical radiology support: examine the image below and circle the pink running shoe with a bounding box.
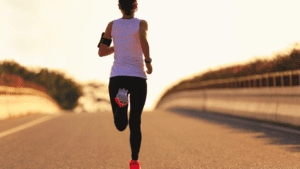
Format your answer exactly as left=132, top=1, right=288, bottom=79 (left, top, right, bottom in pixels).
left=115, top=88, right=129, bottom=107
left=128, top=160, right=142, bottom=169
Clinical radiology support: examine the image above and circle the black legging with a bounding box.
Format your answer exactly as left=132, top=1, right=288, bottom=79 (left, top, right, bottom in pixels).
left=108, top=76, right=147, bottom=161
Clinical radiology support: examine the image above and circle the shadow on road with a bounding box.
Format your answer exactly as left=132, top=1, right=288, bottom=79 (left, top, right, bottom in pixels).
left=168, top=107, right=300, bottom=153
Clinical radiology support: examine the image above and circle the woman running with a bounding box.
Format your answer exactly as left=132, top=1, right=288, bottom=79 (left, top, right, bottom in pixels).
left=98, top=0, right=152, bottom=168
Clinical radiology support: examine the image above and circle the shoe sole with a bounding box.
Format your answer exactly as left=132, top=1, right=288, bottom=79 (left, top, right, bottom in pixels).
left=115, top=97, right=128, bottom=107
left=115, top=88, right=129, bottom=107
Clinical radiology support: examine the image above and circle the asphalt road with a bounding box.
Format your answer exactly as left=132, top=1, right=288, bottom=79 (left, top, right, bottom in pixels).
left=0, top=108, right=299, bottom=169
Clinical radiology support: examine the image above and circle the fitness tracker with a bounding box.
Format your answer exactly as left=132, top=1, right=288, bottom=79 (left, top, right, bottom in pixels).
left=145, top=58, right=152, bottom=63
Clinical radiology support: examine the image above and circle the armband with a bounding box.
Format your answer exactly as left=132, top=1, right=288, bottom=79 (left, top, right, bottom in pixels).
left=97, top=32, right=112, bottom=48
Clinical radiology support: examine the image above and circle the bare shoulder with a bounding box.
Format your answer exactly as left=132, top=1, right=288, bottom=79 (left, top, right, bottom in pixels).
left=140, top=19, right=147, bottom=24
left=109, top=21, right=114, bottom=28
left=139, top=19, right=148, bottom=31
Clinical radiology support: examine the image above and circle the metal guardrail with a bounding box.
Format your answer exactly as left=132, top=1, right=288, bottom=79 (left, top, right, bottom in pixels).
left=180, top=69, right=300, bottom=90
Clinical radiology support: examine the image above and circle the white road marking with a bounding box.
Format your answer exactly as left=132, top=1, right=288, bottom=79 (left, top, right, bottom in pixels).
left=0, top=114, right=61, bottom=138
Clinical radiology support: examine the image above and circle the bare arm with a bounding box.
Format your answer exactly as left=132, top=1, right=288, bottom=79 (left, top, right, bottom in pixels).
left=99, top=21, right=115, bottom=57
left=99, top=46, right=114, bottom=57
left=140, top=20, right=152, bottom=74
left=139, top=20, right=150, bottom=61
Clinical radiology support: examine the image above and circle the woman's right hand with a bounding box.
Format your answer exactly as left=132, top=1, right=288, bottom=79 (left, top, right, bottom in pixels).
left=146, top=63, right=152, bottom=74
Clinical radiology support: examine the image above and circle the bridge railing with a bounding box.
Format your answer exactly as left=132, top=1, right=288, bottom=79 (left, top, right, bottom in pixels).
left=185, top=69, right=300, bottom=90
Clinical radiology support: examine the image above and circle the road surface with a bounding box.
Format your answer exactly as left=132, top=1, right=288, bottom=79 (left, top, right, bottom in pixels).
left=0, top=108, right=299, bottom=168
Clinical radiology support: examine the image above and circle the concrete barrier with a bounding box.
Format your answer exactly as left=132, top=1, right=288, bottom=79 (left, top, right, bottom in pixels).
left=156, top=86, right=300, bottom=127
left=0, top=86, right=62, bottom=120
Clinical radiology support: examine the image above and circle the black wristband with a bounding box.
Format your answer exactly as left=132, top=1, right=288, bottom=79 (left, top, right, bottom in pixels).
left=145, top=58, right=152, bottom=63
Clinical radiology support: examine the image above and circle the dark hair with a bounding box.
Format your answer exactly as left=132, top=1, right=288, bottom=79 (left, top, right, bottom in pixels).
left=119, top=0, right=137, bottom=16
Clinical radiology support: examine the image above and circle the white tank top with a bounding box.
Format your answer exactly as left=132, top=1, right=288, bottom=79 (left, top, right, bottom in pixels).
left=110, top=17, right=147, bottom=80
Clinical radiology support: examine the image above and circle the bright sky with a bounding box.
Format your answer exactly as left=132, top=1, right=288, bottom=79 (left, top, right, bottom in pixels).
left=1, top=0, right=300, bottom=111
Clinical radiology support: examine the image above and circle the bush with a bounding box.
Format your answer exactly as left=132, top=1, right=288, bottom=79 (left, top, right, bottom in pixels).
left=0, top=60, right=83, bottom=111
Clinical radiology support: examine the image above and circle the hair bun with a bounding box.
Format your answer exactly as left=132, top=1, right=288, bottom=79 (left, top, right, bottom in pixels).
left=119, top=0, right=137, bottom=15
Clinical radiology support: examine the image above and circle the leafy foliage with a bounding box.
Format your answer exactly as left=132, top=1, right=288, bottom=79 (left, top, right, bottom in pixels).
left=0, top=60, right=83, bottom=110
left=157, top=43, right=300, bottom=108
